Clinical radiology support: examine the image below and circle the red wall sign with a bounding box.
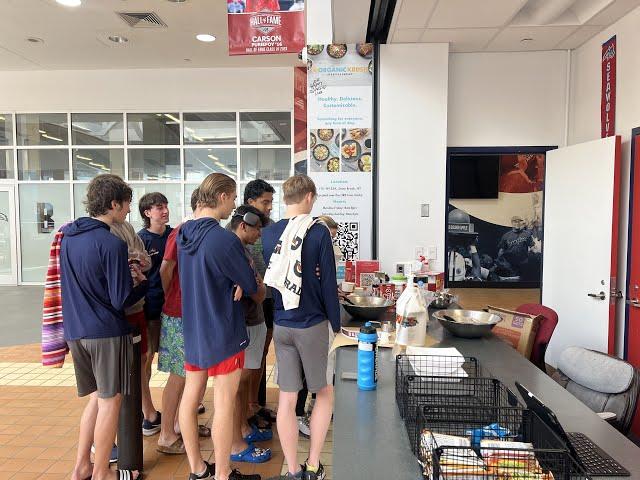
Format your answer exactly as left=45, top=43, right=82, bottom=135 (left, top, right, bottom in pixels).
left=601, top=36, right=617, bottom=138
left=227, top=1, right=305, bottom=56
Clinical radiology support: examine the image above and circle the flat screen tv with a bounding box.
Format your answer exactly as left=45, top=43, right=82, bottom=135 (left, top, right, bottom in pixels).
left=449, top=154, right=500, bottom=199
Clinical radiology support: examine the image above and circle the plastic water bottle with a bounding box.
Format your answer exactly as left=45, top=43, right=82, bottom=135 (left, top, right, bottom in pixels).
left=357, top=322, right=378, bottom=391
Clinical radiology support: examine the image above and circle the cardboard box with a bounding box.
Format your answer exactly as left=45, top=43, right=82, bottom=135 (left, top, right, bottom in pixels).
left=487, top=306, right=541, bottom=359
left=354, top=260, right=380, bottom=287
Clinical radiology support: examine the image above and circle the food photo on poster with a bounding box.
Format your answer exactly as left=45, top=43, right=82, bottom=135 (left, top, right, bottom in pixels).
left=446, top=150, right=549, bottom=288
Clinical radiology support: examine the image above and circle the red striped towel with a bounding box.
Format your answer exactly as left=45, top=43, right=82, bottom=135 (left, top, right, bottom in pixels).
left=41, top=229, right=68, bottom=367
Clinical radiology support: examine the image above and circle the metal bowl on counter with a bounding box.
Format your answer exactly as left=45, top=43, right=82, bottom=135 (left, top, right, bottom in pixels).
left=433, top=309, right=501, bottom=339
left=341, top=295, right=394, bottom=321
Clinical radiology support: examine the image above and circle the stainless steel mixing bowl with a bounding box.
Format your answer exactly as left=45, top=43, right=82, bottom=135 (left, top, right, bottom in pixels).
left=433, top=309, right=502, bottom=339
left=341, top=295, right=394, bottom=321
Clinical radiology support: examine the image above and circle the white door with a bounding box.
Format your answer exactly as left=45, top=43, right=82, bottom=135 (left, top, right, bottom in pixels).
left=0, top=185, right=18, bottom=285
left=543, top=136, right=621, bottom=367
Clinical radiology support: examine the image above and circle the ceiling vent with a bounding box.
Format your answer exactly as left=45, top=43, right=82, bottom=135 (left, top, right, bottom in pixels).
left=117, top=12, right=168, bottom=28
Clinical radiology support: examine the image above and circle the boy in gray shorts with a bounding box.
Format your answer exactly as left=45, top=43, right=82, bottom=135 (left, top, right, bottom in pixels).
left=227, top=205, right=272, bottom=463
left=60, top=175, right=147, bottom=480
left=262, top=176, right=341, bottom=480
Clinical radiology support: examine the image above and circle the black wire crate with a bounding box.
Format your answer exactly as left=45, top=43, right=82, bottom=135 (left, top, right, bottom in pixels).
left=415, top=405, right=590, bottom=480
left=395, top=354, right=482, bottom=418
left=432, top=445, right=575, bottom=480
left=398, top=373, right=521, bottom=422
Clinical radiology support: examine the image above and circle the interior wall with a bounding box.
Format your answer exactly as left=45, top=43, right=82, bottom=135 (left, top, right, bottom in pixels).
left=568, top=5, right=640, bottom=357
left=0, top=67, right=294, bottom=111
left=378, top=43, right=449, bottom=275
left=448, top=51, right=568, bottom=148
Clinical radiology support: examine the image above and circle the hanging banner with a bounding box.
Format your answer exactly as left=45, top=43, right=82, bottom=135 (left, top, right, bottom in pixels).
left=227, top=0, right=305, bottom=56
left=601, top=35, right=616, bottom=138
left=294, top=66, right=307, bottom=175
left=306, top=44, right=375, bottom=260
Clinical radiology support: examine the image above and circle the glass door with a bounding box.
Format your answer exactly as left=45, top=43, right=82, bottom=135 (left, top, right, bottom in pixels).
left=0, top=185, right=17, bottom=285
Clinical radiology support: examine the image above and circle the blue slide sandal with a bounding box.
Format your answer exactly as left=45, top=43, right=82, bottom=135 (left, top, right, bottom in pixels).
left=230, top=444, right=272, bottom=463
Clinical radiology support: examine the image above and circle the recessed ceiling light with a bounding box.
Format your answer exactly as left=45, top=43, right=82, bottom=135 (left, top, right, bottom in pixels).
left=196, top=34, right=216, bottom=43
left=56, top=0, right=82, bottom=6
left=184, top=58, right=192, bottom=62
left=27, top=37, right=44, bottom=44
left=520, top=37, right=534, bottom=44
left=108, top=35, right=128, bottom=44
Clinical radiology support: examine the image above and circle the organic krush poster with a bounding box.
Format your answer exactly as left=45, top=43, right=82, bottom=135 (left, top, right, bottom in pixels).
left=227, top=0, right=305, bottom=56
left=446, top=153, right=546, bottom=288
left=306, top=44, right=374, bottom=260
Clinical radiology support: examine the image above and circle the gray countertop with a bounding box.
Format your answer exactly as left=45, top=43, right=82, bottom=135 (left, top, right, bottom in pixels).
left=333, top=308, right=640, bottom=479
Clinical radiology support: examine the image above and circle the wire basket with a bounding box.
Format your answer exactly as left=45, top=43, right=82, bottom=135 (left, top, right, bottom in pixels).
left=395, top=354, right=481, bottom=418
left=416, top=405, right=589, bottom=480
left=433, top=445, right=573, bottom=480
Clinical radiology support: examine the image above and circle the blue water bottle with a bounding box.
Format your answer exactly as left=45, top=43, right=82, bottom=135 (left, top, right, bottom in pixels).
left=357, top=322, right=378, bottom=391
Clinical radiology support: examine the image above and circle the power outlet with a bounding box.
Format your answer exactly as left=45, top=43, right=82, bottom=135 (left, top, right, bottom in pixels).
left=427, top=246, right=437, bottom=260
left=421, top=204, right=430, bottom=217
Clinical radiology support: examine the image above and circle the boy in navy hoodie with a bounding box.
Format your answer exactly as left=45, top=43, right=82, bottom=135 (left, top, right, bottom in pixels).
left=177, top=173, right=259, bottom=480
left=261, top=175, right=340, bottom=480
left=138, top=192, right=173, bottom=435
left=61, top=174, right=147, bottom=480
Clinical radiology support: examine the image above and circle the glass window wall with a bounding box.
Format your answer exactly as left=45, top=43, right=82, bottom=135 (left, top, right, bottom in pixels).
left=2, top=110, right=291, bottom=284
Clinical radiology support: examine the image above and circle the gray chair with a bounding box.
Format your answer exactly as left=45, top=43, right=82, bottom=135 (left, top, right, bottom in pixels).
left=552, top=346, right=640, bottom=435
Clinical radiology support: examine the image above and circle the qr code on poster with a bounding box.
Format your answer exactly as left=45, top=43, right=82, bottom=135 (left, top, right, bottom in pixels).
left=335, top=222, right=359, bottom=261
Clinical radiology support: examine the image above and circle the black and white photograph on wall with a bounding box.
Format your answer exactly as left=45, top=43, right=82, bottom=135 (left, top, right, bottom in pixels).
left=446, top=149, right=550, bottom=288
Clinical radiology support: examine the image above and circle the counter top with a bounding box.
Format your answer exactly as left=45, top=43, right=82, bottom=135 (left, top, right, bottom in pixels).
left=333, top=309, right=640, bottom=479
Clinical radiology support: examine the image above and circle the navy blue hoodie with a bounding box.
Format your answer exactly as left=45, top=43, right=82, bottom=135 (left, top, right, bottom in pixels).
left=60, top=218, right=147, bottom=340
left=178, top=217, right=257, bottom=368
left=138, top=226, right=173, bottom=319
left=262, top=219, right=341, bottom=332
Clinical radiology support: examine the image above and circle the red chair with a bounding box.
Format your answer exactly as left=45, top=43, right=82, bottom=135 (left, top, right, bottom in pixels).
left=516, top=303, right=558, bottom=372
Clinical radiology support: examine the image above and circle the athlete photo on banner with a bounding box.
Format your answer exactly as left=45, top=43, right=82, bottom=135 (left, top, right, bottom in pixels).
left=227, top=0, right=305, bottom=55
left=446, top=152, right=547, bottom=288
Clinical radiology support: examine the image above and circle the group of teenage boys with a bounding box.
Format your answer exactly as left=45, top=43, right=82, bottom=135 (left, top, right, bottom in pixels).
left=59, top=171, right=340, bottom=480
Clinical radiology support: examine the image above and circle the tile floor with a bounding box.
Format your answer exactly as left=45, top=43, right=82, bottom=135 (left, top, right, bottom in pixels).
left=0, top=344, right=333, bottom=480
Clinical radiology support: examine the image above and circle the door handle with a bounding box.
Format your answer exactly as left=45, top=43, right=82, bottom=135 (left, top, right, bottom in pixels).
left=626, top=298, right=640, bottom=308
left=588, top=291, right=606, bottom=300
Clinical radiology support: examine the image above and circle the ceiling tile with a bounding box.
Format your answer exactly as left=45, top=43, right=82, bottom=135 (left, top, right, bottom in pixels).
left=485, top=25, right=579, bottom=51
left=0, top=45, right=40, bottom=70
left=420, top=28, right=499, bottom=52
left=395, top=0, right=438, bottom=29
left=392, top=28, right=425, bottom=43
left=428, top=0, right=529, bottom=28
left=0, top=0, right=300, bottom=70
left=585, top=0, right=640, bottom=25
left=555, top=25, right=606, bottom=49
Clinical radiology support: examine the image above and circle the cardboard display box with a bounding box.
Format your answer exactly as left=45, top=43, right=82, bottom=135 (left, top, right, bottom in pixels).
left=487, top=306, right=541, bottom=360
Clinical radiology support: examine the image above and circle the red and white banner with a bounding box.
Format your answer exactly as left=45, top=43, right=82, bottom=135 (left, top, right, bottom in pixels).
left=293, top=66, right=307, bottom=174
left=227, top=0, right=305, bottom=56
left=601, top=35, right=617, bottom=138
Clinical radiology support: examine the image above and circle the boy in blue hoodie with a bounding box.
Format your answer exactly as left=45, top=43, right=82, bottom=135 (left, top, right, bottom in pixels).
left=137, top=192, right=173, bottom=435
left=61, top=174, right=147, bottom=480
left=261, top=175, right=340, bottom=480
left=177, top=173, right=259, bottom=480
